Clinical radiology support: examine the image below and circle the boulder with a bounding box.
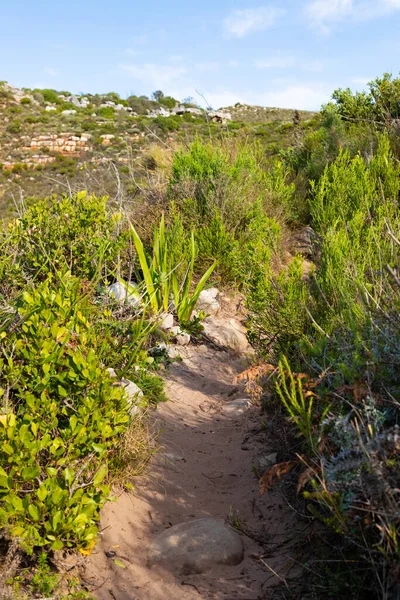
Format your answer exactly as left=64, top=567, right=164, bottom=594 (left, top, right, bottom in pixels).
left=147, top=518, right=243, bottom=575
left=196, top=287, right=220, bottom=315
left=202, top=317, right=249, bottom=353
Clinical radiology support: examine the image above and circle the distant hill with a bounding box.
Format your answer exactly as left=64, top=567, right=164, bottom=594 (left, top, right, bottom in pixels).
left=0, top=81, right=320, bottom=218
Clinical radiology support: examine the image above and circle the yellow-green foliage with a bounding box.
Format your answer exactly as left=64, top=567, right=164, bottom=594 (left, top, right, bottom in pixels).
left=0, top=275, right=129, bottom=553
left=3, top=192, right=125, bottom=286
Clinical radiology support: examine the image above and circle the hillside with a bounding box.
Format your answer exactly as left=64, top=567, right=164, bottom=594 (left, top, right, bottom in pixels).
left=0, top=82, right=318, bottom=219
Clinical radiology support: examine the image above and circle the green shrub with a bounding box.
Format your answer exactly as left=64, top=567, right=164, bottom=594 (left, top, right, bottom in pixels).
left=20, top=97, right=31, bottom=105
left=167, top=138, right=291, bottom=283
left=34, top=88, right=61, bottom=104
left=7, top=120, right=21, bottom=133
left=97, top=107, right=115, bottom=119
left=5, top=191, right=126, bottom=284
left=247, top=255, right=309, bottom=359
left=0, top=275, right=130, bottom=553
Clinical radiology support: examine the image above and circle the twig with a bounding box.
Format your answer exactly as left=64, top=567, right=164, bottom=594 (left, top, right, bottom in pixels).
left=259, top=557, right=289, bottom=589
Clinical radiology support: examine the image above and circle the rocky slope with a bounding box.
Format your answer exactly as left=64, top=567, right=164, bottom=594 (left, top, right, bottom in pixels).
left=0, top=81, right=318, bottom=219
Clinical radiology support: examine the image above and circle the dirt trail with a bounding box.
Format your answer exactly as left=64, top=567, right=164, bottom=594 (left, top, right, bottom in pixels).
left=84, top=342, right=302, bottom=600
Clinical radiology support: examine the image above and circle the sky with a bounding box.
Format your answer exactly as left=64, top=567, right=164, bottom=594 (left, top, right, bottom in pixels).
left=1, top=0, right=400, bottom=110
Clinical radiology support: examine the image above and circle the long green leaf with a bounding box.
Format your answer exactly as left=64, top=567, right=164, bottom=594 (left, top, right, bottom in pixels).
left=130, top=224, right=159, bottom=312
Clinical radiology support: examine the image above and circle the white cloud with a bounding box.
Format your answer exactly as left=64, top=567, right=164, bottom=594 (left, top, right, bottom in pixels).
left=350, top=76, right=371, bottom=87
left=305, top=0, right=400, bottom=32
left=119, top=63, right=187, bottom=88
left=224, top=6, right=286, bottom=38
left=305, top=0, right=353, bottom=33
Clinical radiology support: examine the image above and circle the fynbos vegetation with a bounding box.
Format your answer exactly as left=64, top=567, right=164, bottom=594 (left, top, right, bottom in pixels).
left=0, top=73, right=399, bottom=598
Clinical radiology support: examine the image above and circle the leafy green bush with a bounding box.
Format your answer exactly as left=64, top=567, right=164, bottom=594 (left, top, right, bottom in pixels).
left=0, top=275, right=130, bottom=553
left=261, top=132, right=400, bottom=590
left=4, top=191, right=126, bottom=284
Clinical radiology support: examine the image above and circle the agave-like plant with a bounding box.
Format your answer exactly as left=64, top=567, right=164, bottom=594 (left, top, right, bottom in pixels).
left=130, top=215, right=216, bottom=322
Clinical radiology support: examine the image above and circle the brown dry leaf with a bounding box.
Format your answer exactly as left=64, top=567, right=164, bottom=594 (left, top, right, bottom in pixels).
left=296, top=467, right=315, bottom=494
left=259, top=461, right=297, bottom=496
left=338, top=382, right=369, bottom=404
left=234, top=363, right=277, bottom=384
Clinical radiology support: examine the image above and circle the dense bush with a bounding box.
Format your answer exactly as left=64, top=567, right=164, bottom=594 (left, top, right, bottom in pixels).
left=250, top=131, right=400, bottom=593
left=167, top=138, right=292, bottom=284
left=0, top=275, right=130, bottom=553
left=2, top=191, right=126, bottom=287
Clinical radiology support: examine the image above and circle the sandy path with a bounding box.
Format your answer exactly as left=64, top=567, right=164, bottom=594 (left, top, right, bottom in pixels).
left=84, top=344, right=301, bottom=600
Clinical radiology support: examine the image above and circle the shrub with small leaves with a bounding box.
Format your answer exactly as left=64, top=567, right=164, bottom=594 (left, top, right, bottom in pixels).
left=0, top=275, right=130, bottom=553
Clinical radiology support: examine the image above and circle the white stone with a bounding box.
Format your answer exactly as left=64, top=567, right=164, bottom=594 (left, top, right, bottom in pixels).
left=223, top=398, right=251, bottom=416
left=45, top=105, right=57, bottom=112
left=196, top=287, right=220, bottom=315
left=107, top=281, right=141, bottom=306
left=159, top=313, right=174, bottom=331
left=147, top=518, right=243, bottom=575
left=169, top=326, right=190, bottom=346
left=107, top=281, right=127, bottom=302
left=106, top=367, right=117, bottom=378
left=202, top=317, right=249, bottom=353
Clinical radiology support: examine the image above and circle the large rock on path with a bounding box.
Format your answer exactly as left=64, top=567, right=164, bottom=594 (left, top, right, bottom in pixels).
left=147, top=518, right=244, bottom=575
left=202, top=316, right=250, bottom=353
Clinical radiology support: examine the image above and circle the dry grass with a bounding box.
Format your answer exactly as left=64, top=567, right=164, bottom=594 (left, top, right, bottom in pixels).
left=109, top=409, right=156, bottom=489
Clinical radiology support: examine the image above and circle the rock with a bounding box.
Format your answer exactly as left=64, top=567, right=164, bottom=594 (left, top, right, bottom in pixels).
left=196, top=287, right=220, bottom=315
left=166, top=346, right=181, bottom=360
left=147, top=518, right=243, bottom=575
left=107, top=281, right=141, bottom=306
left=119, top=378, right=144, bottom=416
left=223, top=398, right=251, bottom=416
left=202, top=317, right=249, bottom=353
left=45, top=105, right=57, bottom=112
left=62, top=109, right=77, bottom=115
left=106, top=367, right=117, bottom=378
left=170, top=326, right=190, bottom=346
left=292, top=226, right=317, bottom=257
left=176, top=332, right=190, bottom=346
left=107, top=282, right=127, bottom=302
left=159, top=313, right=174, bottom=331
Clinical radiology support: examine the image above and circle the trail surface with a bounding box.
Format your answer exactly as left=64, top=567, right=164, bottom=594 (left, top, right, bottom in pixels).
left=85, top=338, right=301, bottom=599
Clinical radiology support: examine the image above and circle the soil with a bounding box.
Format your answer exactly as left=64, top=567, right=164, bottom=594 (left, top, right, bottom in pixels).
left=83, top=323, right=304, bottom=599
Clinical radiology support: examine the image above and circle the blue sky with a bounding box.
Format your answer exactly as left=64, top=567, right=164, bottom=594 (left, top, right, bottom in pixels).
left=1, top=0, right=400, bottom=110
